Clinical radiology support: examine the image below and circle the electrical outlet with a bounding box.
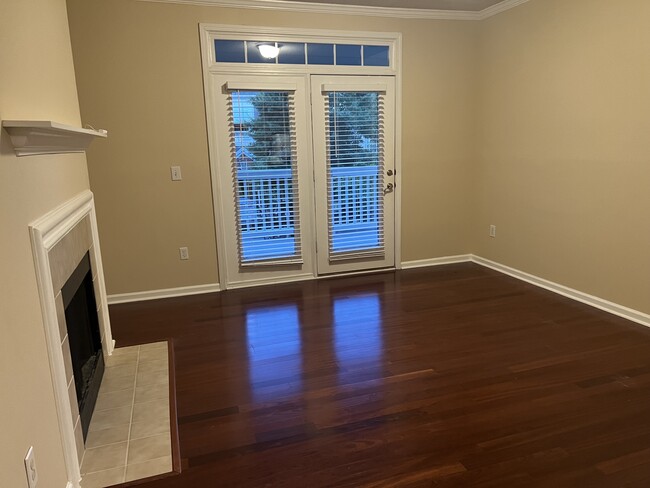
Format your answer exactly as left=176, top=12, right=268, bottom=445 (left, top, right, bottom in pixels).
left=179, top=247, right=189, bottom=260
left=171, top=166, right=182, bottom=181
left=25, top=446, right=38, bottom=488
left=489, top=225, right=496, bottom=238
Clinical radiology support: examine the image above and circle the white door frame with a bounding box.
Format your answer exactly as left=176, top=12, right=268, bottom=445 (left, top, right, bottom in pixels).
left=200, top=24, right=403, bottom=289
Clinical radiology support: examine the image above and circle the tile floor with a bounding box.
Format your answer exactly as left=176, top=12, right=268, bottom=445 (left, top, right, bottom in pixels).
left=79, top=342, right=172, bottom=488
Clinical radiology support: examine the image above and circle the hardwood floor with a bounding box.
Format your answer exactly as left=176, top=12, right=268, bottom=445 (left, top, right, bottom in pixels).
left=109, top=263, right=650, bottom=487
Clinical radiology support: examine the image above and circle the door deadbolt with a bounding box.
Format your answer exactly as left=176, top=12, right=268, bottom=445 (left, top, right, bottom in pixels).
left=387, top=169, right=394, bottom=176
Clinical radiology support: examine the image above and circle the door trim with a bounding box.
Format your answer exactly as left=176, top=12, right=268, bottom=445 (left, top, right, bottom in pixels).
left=200, top=24, right=402, bottom=289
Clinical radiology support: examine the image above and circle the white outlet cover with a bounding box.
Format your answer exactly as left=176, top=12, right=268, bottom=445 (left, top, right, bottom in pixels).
left=25, top=446, right=38, bottom=488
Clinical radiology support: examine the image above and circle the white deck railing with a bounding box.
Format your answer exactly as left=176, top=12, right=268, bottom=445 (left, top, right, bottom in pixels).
left=237, top=166, right=379, bottom=232
left=236, top=166, right=381, bottom=260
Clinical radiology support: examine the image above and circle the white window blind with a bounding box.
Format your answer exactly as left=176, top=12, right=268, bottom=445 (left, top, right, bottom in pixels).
left=324, top=91, right=385, bottom=261
left=227, top=89, right=302, bottom=266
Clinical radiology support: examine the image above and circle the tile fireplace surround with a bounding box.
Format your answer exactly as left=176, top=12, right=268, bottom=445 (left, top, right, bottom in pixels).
left=30, top=190, right=113, bottom=488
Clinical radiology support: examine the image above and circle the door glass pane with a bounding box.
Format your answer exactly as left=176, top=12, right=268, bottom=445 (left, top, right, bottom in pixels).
left=229, top=90, right=302, bottom=265
left=326, top=91, right=384, bottom=259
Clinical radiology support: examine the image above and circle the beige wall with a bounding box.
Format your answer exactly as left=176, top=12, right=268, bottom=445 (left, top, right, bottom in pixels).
left=0, top=0, right=90, bottom=486
left=474, top=0, right=650, bottom=314
left=66, top=0, right=478, bottom=294
left=66, top=0, right=649, bottom=315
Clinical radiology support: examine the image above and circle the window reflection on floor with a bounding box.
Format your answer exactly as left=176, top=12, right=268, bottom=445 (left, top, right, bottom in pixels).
left=246, top=304, right=302, bottom=403
left=333, top=293, right=382, bottom=384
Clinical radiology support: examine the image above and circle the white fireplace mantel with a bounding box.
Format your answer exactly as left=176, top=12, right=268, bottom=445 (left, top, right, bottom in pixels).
left=2, top=120, right=107, bottom=156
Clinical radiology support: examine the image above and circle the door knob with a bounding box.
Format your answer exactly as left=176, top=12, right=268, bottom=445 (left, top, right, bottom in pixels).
left=384, top=183, right=394, bottom=193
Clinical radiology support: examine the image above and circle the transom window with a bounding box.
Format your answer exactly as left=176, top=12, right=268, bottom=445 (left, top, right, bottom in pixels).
left=214, top=39, right=390, bottom=67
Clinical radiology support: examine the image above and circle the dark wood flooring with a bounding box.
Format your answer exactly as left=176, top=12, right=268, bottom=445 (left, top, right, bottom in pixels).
left=109, top=263, right=650, bottom=487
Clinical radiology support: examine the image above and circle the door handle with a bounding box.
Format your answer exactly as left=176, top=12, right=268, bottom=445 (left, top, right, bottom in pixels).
left=384, top=183, right=394, bottom=193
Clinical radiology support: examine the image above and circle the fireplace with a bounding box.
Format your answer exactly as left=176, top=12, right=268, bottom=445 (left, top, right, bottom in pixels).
left=30, top=190, right=114, bottom=484
left=62, top=251, right=104, bottom=440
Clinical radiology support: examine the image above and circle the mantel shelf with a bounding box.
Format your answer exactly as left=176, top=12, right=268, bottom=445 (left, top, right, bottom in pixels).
left=2, top=120, right=107, bottom=157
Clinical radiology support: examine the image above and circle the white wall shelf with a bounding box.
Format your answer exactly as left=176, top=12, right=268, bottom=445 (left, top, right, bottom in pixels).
left=2, top=120, right=107, bottom=156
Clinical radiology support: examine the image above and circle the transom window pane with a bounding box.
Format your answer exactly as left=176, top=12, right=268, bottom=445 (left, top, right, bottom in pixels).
left=336, top=44, right=362, bottom=66
left=214, top=39, right=391, bottom=68
left=247, top=41, right=277, bottom=64
left=307, top=43, right=335, bottom=65
left=215, top=40, right=246, bottom=63
left=278, top=42, right=306, bottom=64
left=363, top=45, right=390, bottom=67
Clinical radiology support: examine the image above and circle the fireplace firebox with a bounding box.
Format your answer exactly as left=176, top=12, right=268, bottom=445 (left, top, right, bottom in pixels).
left=62, top=252, right=104, bottom=440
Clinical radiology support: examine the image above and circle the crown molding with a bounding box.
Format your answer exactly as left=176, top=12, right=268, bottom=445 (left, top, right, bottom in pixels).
left=478, top=0, right=531, bottom=19
left=137, top=0, right=532, bottom=21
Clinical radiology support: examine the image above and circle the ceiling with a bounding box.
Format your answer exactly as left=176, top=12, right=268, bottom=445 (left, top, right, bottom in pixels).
left=276, top=0, right=506, bottom=12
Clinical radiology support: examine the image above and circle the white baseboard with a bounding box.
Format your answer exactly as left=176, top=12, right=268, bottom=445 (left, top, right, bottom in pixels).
left=106, top=256, right=650, bottom=330
left=401, top=254, right=472, bottom=269
left=226, top=273, right=315, bottom=290
left=471, top=255, right=650, bottom=328
left=107, top=283, right=220, bottom=304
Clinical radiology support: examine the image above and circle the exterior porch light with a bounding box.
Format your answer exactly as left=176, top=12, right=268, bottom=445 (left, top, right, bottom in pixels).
left=257, top=43, right=280, bottom=59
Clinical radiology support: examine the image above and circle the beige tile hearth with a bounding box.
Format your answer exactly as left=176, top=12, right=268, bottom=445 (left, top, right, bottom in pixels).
left=78, top=467, right=125, bottom=488
left=85, top=425, right=130, bottom=449
left=125, top=456, right=173, bottom=483
left=80, top=342, right=173, bottom=487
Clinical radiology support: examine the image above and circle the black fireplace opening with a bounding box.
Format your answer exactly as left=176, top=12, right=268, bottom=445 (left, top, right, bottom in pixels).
left=62, top=251, right=104, bottom=441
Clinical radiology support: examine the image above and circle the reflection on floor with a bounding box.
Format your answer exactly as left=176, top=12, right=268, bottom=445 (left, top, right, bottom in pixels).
left=79, top=342, right=172, bottom=488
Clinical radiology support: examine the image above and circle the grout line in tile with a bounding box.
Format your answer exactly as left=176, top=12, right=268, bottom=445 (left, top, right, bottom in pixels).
left=122, top=345, right=140, bottom=481
left=77, top=413, right=90, bottom=477
left=79, top=448, right=86, bottom=475
left=84, top=439, right=130, bottom=450
left=99, top=385, right=134, bottom=394
left=127, top=429, right=172, bottom=443
left=82, top=464, right=127, bottom=477
left=126, top=453, right=173, bottom=469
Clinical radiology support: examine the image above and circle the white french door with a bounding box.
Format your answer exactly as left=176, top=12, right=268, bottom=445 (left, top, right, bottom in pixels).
left=208, top=74, right=395, bottom=288
left=210, top=75, right=316, bottom=287
left=311, top=75, right=396, bottom=274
